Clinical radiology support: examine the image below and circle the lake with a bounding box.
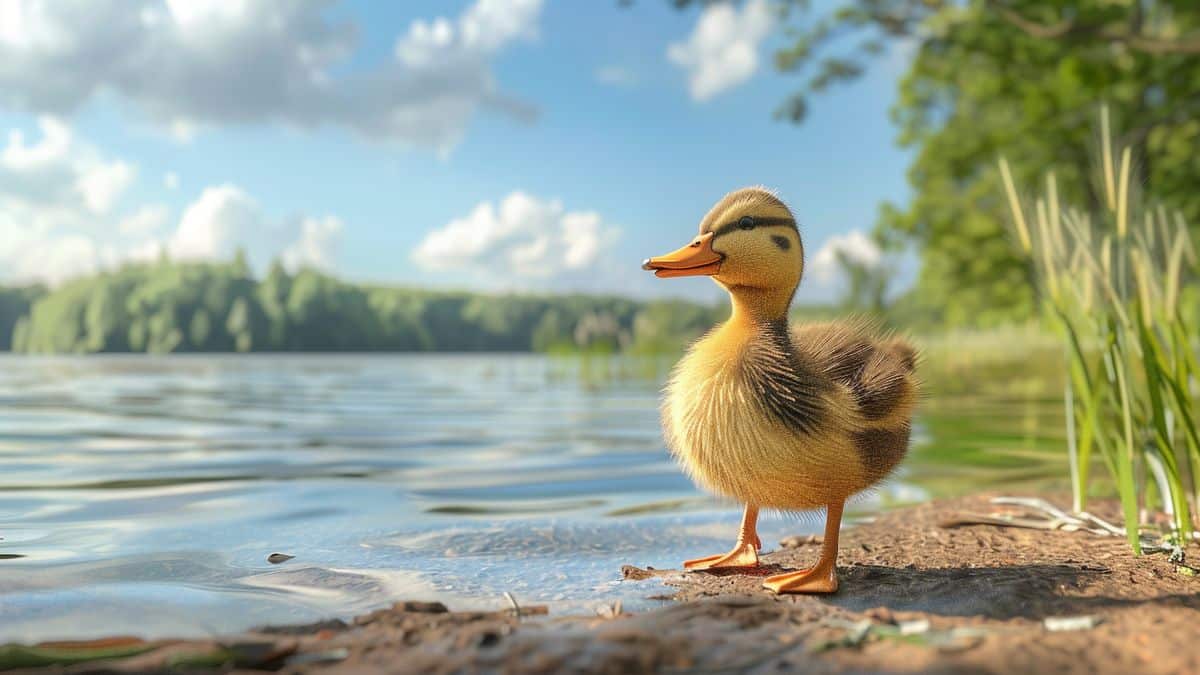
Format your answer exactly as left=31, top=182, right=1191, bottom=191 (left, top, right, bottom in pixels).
left=0, top=352, right=1068, bottom=642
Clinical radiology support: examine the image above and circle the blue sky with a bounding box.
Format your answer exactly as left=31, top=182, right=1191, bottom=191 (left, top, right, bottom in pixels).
left=0, top=0, right=913, bottom=303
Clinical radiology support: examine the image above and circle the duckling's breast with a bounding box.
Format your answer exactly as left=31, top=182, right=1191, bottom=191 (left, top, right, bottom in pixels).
left=662, top=323, right=869, bottom=510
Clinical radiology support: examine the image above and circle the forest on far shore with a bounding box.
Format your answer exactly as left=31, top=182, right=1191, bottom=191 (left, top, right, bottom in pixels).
left=0, top=254, right=799, bottom=355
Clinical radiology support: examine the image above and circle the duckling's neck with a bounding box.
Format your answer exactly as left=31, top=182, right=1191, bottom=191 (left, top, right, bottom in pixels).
left=727, top=285, right=795, bottom=327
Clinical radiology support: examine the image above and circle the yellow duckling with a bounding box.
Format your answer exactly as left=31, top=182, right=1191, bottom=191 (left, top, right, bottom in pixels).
left=642, top=187, right=918, bottom=594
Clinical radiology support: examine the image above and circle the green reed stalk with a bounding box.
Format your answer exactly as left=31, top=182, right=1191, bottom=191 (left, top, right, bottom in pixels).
left=996, top=105, right=1200, bottom=552
left=1110, top=336, right=1142, bottom=552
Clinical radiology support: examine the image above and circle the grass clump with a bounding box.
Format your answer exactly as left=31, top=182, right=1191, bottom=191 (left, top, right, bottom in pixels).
left=999, top=106, right=1200, bottom=553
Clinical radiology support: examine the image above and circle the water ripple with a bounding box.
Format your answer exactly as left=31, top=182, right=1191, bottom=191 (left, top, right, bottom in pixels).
left=0, top=353, right=1066, bottom=642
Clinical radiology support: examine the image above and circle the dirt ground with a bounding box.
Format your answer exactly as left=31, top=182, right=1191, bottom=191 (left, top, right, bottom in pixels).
left=6, top=493, right=1199, bottom=674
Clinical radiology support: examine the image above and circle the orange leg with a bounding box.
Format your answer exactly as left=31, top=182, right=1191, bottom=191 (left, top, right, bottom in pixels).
left=684, top=504, right=761, bottom=570
left=763, top=499, right=843, bottom=594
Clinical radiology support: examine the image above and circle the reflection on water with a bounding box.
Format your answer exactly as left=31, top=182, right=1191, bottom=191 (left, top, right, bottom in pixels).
left=0, top=353, right=1068, bottom=641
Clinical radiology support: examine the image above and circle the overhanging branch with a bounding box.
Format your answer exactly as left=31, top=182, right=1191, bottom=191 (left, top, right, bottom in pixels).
left=986, top=0, right=1200, bottom=55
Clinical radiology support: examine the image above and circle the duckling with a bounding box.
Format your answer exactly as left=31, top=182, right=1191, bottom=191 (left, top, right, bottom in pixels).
left=641, top=187, right=918, bottom=594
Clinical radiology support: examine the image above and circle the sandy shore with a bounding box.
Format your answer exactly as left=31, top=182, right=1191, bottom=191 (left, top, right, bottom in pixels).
left=5, top=493, right=1198, bottom=674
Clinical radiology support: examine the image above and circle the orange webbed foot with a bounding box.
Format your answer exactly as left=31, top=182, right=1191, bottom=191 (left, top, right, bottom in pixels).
left=762, top=565, right=838, bottom=594
left=683, top=540, right=759, bottom=570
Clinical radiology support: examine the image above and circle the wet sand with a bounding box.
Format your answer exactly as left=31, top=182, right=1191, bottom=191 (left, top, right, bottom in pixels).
left=6, top=494, right=1198, bottom=674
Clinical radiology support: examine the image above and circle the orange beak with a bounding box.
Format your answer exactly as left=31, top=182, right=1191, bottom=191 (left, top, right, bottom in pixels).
left=641, top=231, right=723, bottom=278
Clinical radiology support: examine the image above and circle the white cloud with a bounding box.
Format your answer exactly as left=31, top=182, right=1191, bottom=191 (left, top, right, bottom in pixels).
left=0, top=117, right=136, bottom=221
left=0, top=117, right=138, bottom=284
left=118, top=204, right=170, bottom=236
left=0, top=212, right=119, bottom=285
left=77, top=160, right=135, bottom=214
left=281, top=215, right=343, bottom=272
left=667, top=0, right=772, bottom=101
left=809, top=230, right=882, bottom=284
left=2, top=234, right=118, bottom=286
left=413, top=191, right=619, bottom=283
left=0, top=0, right=543, bottom=151
left=1, top=117, right=71, bottom=169
left=167, top=184, right=342, bottom=272
left=164, top=171, right=180, bottom=191
left=168, top=185, right=258, bottom=261
left=397, top=0, right=540, bottom=65
left=0, top=120, right=343, bottom=285
left=595, top=66, right=637, bottom=87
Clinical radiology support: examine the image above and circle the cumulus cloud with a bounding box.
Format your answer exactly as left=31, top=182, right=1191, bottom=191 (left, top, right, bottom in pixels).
left=166, top=185, right=342, bottom=271
left=0, top=119, right=343, bottom=285
left=1, top=234, right=120, bottom=286
left=808, top=230, right=883, bottom=284
left=118, top=204, right=171, bottom=237
left=0, top=0, right=543, bottom=150
left=667, top=0, right=772, bottom=101
left=164, top=171, right=180, bottom=191
left=1, top=117, right=135, bottom=221
left=78, top=160, right=135, bottom=214
left=281, top=216, right=344, bottom=272
left=412, top=191, right=619, bottom=284
left=0, top=117, right=138, bottom=283
left=0, top=212, right=123, bottom=285
left=168, top=185, right=260, bottom=261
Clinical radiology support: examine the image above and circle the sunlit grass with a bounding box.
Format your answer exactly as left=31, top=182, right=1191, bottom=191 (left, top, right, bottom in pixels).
left=999, top=106, right=1200, bottom=553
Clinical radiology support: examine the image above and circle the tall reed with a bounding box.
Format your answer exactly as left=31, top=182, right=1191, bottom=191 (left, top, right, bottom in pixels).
left=999, top=107, right=1199, bottom=553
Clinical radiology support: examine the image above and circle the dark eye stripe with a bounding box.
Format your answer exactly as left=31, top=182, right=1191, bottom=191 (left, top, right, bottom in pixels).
left=709, top=216, right=796, bottom=238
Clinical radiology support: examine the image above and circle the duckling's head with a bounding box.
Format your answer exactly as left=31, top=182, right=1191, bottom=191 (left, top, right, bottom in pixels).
left=643, top=187, right=803, bottom=316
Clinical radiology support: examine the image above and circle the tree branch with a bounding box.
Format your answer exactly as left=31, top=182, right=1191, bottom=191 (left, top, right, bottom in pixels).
left=985, top=0, right=1200, bottom=55
left=989, top=4, right=1074, bottom=38
left=1119, top=96, right=1200, bottom=147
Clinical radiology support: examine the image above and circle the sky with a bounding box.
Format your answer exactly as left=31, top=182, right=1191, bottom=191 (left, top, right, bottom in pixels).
left=0, top=0, right=914, bottom=304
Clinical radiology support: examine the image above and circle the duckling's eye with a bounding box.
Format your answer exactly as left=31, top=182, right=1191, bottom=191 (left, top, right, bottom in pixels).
left=738, top=216, right=755, bottom=230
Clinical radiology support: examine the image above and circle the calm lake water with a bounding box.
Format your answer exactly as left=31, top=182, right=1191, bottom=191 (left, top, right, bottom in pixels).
left=0, top=353, right=1068, bottom=641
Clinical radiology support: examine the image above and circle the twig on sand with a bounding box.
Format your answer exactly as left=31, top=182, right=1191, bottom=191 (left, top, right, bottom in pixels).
left=941, top=496, right=1194, bottom=562
left=501, top=592, right=548, bottom=619
left=595, top=599, right=623, bottom=619
left=503, top=591, right=522, bottom=618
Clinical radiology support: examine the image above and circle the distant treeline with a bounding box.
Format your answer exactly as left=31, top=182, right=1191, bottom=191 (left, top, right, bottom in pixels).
left=0, top=257, right=785, bottom=354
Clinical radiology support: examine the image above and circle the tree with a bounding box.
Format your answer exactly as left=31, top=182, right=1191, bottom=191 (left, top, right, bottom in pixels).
left=85, top=283, right=125, bottom=351
left=231, top=247, right=251, bottom=279
left=0, top=286, right=43, bottom=350
left=2, top=258, right=731, bottom=354
left=258, top=260, right=292, bottom=347
left=147, top=305, right=183, bottom=353
left=630, top=300, right=726, bottom=353
left=532, top=308, right=569, bottom=352
left=17, top=278, right=92, bottom=352
left=835, top=250, right=890, bottom=315
left=670, top=0, right=1200, bottom=326
left=226, top=297, right=255, bottom=352
left=189, top=309, right=213, bottom=350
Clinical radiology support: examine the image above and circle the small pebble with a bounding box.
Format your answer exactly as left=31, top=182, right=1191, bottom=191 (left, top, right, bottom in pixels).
left=267, top=553, right=295, bottom=564
left=1044, top=615, right=1102, bottom=632
left=286, top=648, right=349, bottom=666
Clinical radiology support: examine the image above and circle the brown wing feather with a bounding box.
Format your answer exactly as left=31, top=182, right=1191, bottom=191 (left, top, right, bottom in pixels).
left=791, top=319, right=918, bottom=421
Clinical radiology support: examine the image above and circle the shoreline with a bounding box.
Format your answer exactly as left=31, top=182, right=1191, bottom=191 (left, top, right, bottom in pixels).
left=5, top=493, right=1197, bottom=674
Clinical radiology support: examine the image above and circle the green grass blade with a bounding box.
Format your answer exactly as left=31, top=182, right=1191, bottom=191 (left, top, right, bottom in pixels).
left=1110, top=339, right=1142, bottom=554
